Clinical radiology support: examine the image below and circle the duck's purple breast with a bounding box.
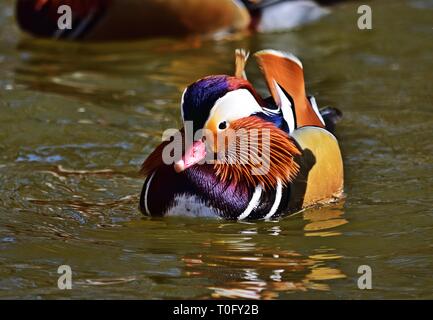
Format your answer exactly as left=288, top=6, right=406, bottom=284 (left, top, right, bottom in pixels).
left=140, top=164, right=291, bottom=220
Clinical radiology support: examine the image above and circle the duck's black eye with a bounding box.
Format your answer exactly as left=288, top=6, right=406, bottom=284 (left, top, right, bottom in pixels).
left=218, top=121, right=227, bottom=130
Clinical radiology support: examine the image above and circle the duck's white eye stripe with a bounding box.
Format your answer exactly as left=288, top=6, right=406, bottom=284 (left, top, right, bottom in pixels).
left=144, top=171, right=156, bottom=216
left=206, top=89, right=263, bottom=128
left=275, top=82, right=295, bottom=133
left=309, top=96, right=325, bottom=126
left=264, top=178, right=282, bottom=220
left=238, top=184, right=263, bottom=220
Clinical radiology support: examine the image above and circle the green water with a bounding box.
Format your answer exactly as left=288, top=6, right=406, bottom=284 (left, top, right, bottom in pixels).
left=0, top=0, right=432, bottom=299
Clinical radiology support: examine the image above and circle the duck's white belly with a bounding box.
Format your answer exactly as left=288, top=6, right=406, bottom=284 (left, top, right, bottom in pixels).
left=165, top=194, right=222, bottom=218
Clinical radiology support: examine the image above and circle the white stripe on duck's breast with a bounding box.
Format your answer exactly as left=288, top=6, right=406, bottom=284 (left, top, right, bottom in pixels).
left=238, top=184, right=263, bottom=220
left=238, top=180, right=284, bottom=220
left=263, top=179, right=283, bottom=220
left=143, top=171, right=156, bottom=216
left=167, top=184, right=283, bottom=220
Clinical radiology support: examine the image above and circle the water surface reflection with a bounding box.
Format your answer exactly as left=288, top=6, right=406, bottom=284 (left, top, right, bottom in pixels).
left=182, top=203, right=347, bottom=299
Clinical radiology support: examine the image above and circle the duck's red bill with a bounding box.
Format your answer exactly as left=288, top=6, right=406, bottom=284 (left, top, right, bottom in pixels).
left=174, top=140, right=206, bottom=173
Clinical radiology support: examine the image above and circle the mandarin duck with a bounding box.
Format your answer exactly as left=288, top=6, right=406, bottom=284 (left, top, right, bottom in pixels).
left=139, top=49, right=344, bottom=220
left=16, top=0, right=345, bottom=41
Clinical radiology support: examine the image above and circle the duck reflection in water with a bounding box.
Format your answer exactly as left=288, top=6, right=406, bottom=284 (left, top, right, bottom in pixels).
left=181, top=202, right=347, bottom=299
